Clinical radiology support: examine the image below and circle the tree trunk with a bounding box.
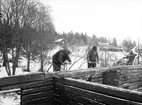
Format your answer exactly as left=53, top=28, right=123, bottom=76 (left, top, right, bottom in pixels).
left=40, top=51, right=43, bottom=72
left=26, top=38, right=31, bottom=72
left=12, top=46, right=20, bottom=75
left=3, top=50, right=11, bottom=76
left=27, top=50, right=30, bottom=72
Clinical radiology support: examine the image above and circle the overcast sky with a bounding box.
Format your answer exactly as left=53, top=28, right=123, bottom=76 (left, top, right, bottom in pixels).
left=40, top=0, right=142, bottom=43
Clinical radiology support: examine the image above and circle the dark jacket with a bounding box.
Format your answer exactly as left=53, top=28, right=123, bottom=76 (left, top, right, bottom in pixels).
left=52, top=49, right=71, bottom=65
left=87, top=50, right=99, bottom=63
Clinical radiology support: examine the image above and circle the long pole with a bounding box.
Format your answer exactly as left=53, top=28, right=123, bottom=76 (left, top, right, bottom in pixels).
left=40, top=21, right=43, bottom=72
left=138, top=38, right=140, bottom=65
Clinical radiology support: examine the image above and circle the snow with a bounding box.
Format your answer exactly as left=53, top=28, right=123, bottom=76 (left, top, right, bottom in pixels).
left=0, top=93, right=20, bottom=105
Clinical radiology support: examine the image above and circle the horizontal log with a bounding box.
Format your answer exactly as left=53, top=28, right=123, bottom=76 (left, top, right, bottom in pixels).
left=120, top=69, right=142, bottom=74
left=56, top=77, right=142, bottom=103
left=22, top=85, right=53, bottom=95
left=115, top=65, right=142, bottom=70
left=0, top=73, right=45, bottom=87
left=22, top=90, right=53, bottom=101
left=121, top=77, right=142, bottom=84
left=56, top=83, right=142, bottom=105
left=45, top=68, right=108, bottom=79
left=134, top=87, right=142, bottom=92
left=55, top=87, right=105, bottom=105
left=54, top=98, right=68, bottom=105
left=121, top=81, right=142, bottom=90
left=121, top=80, right=142, bottom=87
left=21, top=96, right=53, bottom=105
left=22, top=79, right=53, bottom=89
left=0, top=82, right=37, bottom=91
left=0, top=79, right=52, bottom=91
left=54, top=95, right=84, bottom=105
left=0, top=88, right=20, bottom=94
left=121, top=73, right=140, bottom=78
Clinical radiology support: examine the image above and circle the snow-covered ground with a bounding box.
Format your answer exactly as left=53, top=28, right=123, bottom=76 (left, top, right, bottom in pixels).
left=0, top=93, right=20, bottom=105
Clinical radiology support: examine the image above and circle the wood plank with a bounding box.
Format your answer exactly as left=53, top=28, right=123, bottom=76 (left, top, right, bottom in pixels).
left=22, top=90, right=53, bottom=101
left=45, top=68, right=109, bottom=79
left=0, top=88, right=20, bottom=94
left=54, top=95, right=72, bottom=105
left=55, top=77, right=142, bottom=103
left=21, top=96, right=53, bottom=105
left=121, top=81, right=142, bottom=90
left=121, top=75, right=138, bottom=81
left=0, top=81, right=44, bottom=91
left=0, top=73, right=45, bottom=87
left=0, top=82, right=33, bottom=91
left=55, top=87, right=106, bottom=105
left=22, top=79, right=53, bottom=89
left=54, top=95, right=84, bottom=105
left=134, top=87, right=142, bottom=92
left=22, top=85, right=53, bottom=95
left=121, top=77, right=142, bottom=84
left=56, top=83, right=142, bottom=105
left=120, top=70, right=142, bottom=74
left=121, top=75, right=142, bottom=80
left=54, top=98, right=69, bottom=105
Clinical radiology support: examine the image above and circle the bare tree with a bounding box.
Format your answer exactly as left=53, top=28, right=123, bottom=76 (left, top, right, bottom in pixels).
left=0, top=0, right=55, bottom=75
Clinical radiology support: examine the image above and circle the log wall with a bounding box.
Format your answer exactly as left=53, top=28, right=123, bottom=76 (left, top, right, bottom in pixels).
left=0, top=72, right=54, bottom=105
left=52, top=65, right=142, bottom=91
left=21, top=78, right=54, bottom=105
left=0, top=65, right=142, bottom=105
left=54, top=77, right=142, bottom=105
left=118, top=65, right=142, bottom=91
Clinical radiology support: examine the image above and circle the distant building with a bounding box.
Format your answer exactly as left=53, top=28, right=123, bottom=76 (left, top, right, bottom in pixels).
left=99, top=42, right=123, bottom=52
left=54, top=38, right=68, bottom=49
left=55, top=38, right=67, bottom=45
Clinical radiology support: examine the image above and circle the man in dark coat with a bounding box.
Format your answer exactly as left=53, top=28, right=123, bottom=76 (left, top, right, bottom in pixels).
left=125, top=51, right=137, bottom=65
left=87, top=46, right=99, bottom=68
left=52, top=49, right=72, bottom=71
